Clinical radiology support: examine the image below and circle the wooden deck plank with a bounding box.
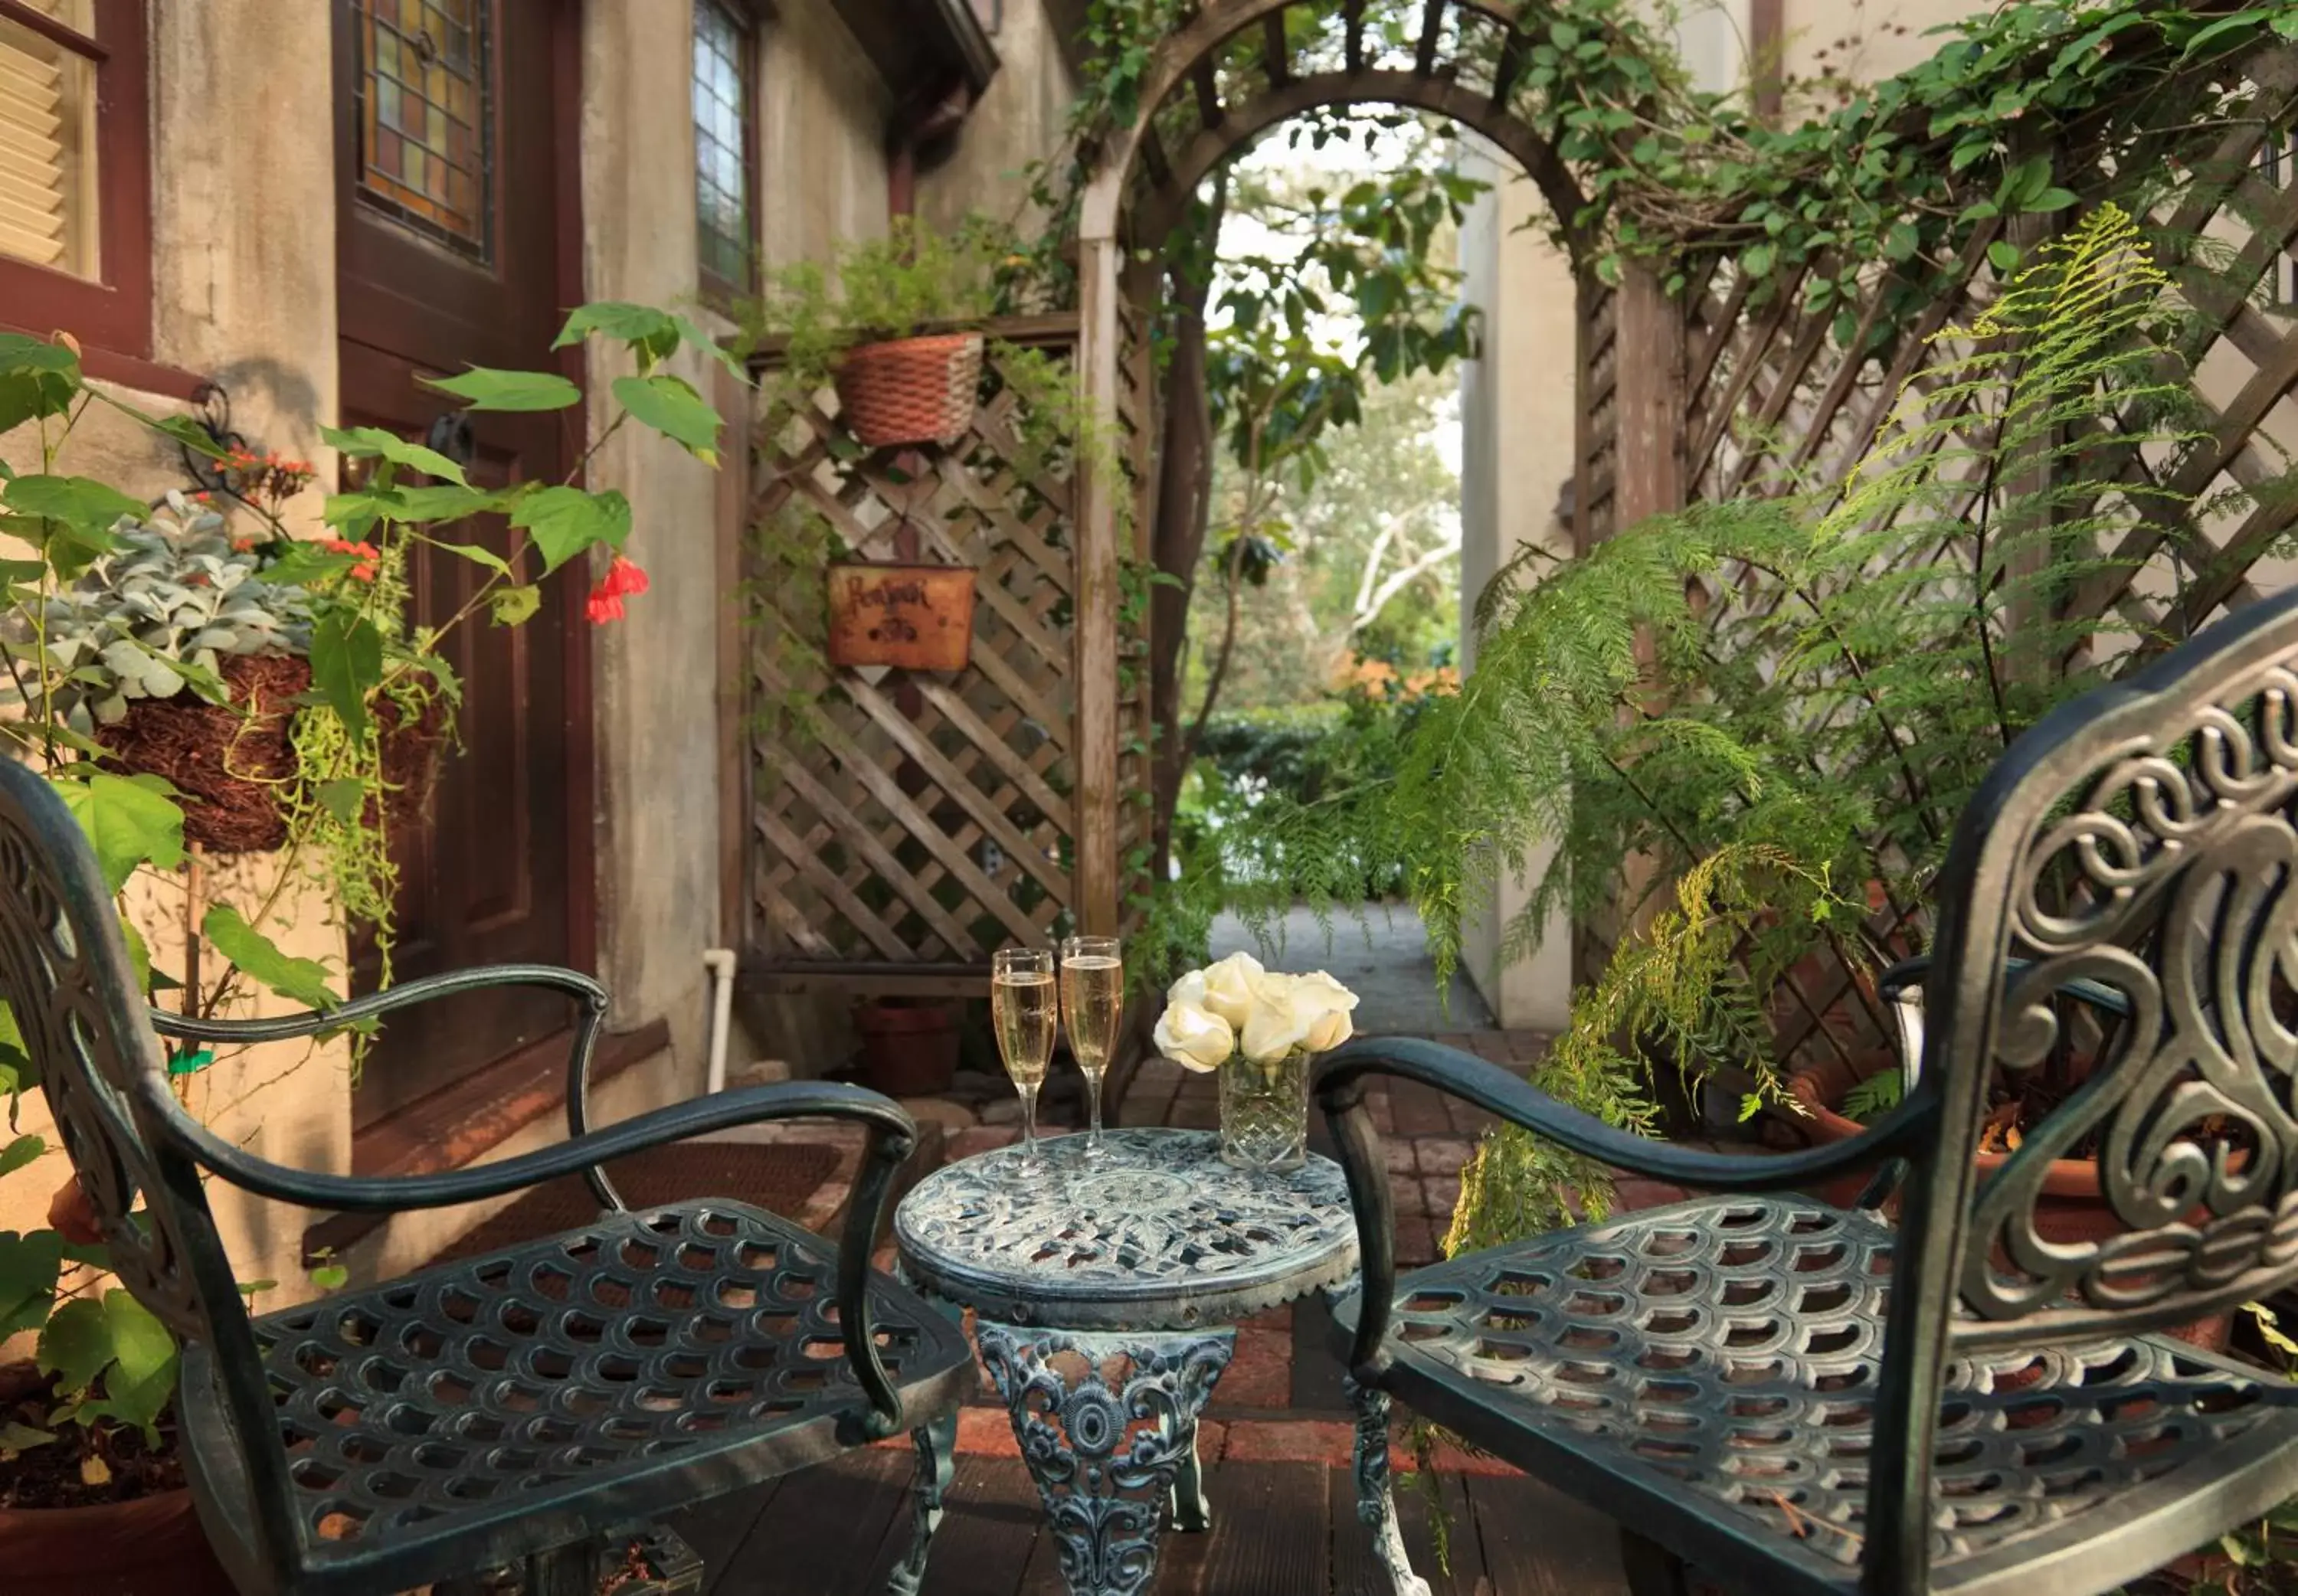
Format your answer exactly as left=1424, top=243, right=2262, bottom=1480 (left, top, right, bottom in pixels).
left=671, top=1477, right=781, bottom=1594
left=1187, top=1462, right=1329, bottom=1592
left=1468, top=1468, right=1634, bottom=1596
left=917, top=1457, right=1046, bottom=1596
left=1405, top=1470, right=1492, bottom=1596
left=718, top=1446, right=915, bottom=1594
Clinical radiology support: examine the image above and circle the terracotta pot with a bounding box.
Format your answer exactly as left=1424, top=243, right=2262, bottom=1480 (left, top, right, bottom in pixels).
left=855, top=1000, right=961, bottom=1098
left=0, top=1487, right=234, bottom=1595
left=1787, top=1055, right=2232, bottom=1351
left=833, top=333, right=984, bottom=448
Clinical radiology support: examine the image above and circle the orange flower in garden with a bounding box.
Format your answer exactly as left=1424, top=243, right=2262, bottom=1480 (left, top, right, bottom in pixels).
left=586, top=554, right=648, bottom=625
left=325, top=538, right=380, bottom=582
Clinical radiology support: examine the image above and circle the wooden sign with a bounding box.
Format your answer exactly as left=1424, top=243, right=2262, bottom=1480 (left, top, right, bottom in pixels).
left=825, top=562, right=977, bottom=672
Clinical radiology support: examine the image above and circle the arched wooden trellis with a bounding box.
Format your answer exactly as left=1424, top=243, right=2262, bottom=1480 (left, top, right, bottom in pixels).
left=1070, top=0, right=1678, bottom=930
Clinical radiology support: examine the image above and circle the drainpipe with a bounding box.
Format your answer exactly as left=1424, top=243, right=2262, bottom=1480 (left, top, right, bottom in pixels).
left=887, top=78, right=976, bottom=221
left=702, top=948, right=738, bottom=1094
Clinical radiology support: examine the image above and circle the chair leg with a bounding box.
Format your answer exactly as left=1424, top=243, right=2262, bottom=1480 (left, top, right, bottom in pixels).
left=1344, top=1377, right=1432, bottom=1596
left=1618, top=1529, right=1691, bottom=1596
left=888, top=1409, right=958, bottom=1595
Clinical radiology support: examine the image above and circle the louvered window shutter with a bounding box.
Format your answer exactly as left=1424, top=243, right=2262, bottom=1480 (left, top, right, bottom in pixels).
left=0, top=8, right=97, bottom=278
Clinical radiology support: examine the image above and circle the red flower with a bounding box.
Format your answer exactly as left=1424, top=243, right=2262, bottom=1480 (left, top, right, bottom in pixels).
left=324, top=538, right=380, bottom=582
left=585, top=555, right=648, bottom=625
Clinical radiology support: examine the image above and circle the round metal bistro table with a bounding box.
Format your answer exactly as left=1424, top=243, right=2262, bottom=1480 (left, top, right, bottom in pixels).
left=885, top=1127, right=1426, bottom=1596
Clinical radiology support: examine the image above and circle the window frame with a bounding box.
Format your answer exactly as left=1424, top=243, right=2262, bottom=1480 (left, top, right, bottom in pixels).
left=0, top=0, right=154, bottom=367
left=692, top=0, right=760, bottom=307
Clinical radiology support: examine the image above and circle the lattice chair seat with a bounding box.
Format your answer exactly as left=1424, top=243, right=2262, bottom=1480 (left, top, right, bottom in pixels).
left=178, top=1201, right=973, bottom=1582
left=1333, top=1195, right=2298, bottom=1595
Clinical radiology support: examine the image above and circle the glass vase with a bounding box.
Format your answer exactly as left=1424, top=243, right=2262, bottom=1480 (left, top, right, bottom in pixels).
left=1219, top=1051, right=1310, bottom=1172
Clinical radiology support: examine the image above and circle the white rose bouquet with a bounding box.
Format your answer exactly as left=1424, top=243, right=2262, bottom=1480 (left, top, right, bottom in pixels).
left=1152, top=950, right=1359, bottom=1082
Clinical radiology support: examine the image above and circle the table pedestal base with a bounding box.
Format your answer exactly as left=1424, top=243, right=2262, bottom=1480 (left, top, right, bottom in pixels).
left=975, top=1323, right=1232, bottom=1596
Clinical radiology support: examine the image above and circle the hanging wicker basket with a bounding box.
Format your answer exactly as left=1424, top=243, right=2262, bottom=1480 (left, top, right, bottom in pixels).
left=94, top=654, right=309, bottom=854
left=832, top=333, right=984, bottom=449
left=370, top=691, right=451, bottom=836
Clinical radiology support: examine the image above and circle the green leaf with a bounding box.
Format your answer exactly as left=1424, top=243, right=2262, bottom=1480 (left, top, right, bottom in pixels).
left=1884, top=221, right=1919, bottom=263
left=0, top=334, right=80, bottom=433
left=2179, top=10, right=2273, bottom=60
left=425, top=538, right=512, bottom=577
left=101, top=1290, right=174, bottom=1395
left=120, top=918, right=153, bottom=999
left=510, top=486, right=632, bottom=574
left=36, top=1297, right=116, bottom=1395
left=56, top=771, right=186, bottom=891
left=611, top=374, right=721, bottom=466
left=555, top=303, right=679, bottom=364
left=1987, top=240, right=2021, bottom=273
left=2025, top=187, right=2080, bottom=214
left=0, top=1228, right=64, bottom=1342
left=309, top=1263, right=349, bottom=1291
left=165, top=1048, right=214, bottom=1078
left=420, top=366, right=583, bottom=412
left=146, top=414, right=233, bottom=462
left=0, top=1133, right=43, bottom=1179
left=315, top=779, right=366, bottom=826
left=2, top=475, right=142, bottom=552
left=260, top=546, right=362, bottom=587
left=489, top=584, right=543, bottom=627
left=204, top=904, right=340, bottom=1012
left=308, top=611, right=385, bottom=739
left=386, top=485, right=499, bottom=523
left=319, top=424, right=470, bottom=486
left=671, top=312, right=748, bottom=384
left=1742, top=242, right=1776, bottom=279
left=0, top=1421, right=55, bottom=1454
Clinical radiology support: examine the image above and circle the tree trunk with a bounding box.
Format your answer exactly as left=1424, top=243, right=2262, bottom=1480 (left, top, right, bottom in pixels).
left=1147, top=186, right=1226, bottom=873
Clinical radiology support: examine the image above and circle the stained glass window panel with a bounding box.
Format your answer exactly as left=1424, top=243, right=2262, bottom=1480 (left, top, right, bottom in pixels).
left=356, top=0, right=489, bottom=257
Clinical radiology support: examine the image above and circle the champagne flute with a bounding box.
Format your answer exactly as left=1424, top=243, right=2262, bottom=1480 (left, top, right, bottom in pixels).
left=990, top=947, right=1057, bottom=1172
left=1060, top=935, right=1122, bottom=1159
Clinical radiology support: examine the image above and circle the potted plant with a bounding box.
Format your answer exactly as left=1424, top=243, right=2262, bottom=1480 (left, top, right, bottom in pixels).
left=744, top=214, right=1019, bottom=450
left=0, top=301, right=738, bottom=1583
left=853, top=996, right=964, bottom=1099
left=25, top=493, right=316, bottom=852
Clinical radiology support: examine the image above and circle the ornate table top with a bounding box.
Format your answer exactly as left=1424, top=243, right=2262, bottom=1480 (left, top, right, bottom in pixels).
left=892, top=1128, right=1360, bottom=1331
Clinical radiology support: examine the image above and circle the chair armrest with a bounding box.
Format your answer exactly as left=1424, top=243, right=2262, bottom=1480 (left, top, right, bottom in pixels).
left=149, top=1078, right=921, bottom=1435
left=1313, top=1038, right=1927, bottom=1379
left=152, top=964, right=630, bottom=1203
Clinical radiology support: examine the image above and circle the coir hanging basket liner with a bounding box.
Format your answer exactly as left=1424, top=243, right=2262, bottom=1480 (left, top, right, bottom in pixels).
left=94, top=653, right=308, bottom=853
left=833, top=333, right=984, bottom=449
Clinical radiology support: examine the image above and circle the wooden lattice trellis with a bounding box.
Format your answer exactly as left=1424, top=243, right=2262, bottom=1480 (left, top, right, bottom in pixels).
left=1641, top=44, right=2298, bottom=1075
left=743, top=317, right=1144, bottom=995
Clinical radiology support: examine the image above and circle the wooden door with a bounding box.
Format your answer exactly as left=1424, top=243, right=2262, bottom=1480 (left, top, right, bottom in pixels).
left=333, top=0, right=588, bottom=1127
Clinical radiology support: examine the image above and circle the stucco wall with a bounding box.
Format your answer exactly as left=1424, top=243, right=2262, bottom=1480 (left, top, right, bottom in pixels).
left=760, top=0, right=895, bottom=270
left=918, top=0, right=1079, bottom=233
left=1454, top=146, right=1576, bottom=1034
left=0, top=0, right=350, bottom=1327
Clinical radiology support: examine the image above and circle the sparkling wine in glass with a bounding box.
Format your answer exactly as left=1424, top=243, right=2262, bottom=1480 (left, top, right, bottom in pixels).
left=990, top=947, right=1056, bottom=1171
left=1060, top=935, right=1122, bottom=1159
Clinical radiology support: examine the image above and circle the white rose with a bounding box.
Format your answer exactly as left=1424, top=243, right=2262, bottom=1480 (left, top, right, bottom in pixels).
left=1167, top=968, right=1210, bottom=1009
left=1153, top=999, right=1236, bottom=1073
left=1295, top=970, right=1359, bottom=1052
left=1238, top=970, right=1360, bottom=1065
left=1198, top=950, right=1265, bottom=1029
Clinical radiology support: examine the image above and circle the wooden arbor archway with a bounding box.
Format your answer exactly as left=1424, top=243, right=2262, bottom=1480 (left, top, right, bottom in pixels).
left=1067, top=0, right=1684, bottom=934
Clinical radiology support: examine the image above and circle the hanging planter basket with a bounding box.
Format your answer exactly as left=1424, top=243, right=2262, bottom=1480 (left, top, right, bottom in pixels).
left=94, top=654, right=309, bottom=853
left=833, top=333, right=984, bottom=449
left=370, top=690, right=452, bottom=836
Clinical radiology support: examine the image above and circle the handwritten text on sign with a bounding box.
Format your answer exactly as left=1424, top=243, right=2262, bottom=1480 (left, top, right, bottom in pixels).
left=825, top=563, right=977, bottom=672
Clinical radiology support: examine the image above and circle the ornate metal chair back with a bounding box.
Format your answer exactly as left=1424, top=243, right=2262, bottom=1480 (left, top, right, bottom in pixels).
left=0, top=760, right=286, bottom=1514
left=1872, top=581, right=2298, bottom=1562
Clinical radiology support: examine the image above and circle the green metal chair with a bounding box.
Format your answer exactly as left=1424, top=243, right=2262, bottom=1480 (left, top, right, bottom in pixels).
left=0, top=757, right=973, bottom=1594
left=1318, top=584, right=2298, bottom=1594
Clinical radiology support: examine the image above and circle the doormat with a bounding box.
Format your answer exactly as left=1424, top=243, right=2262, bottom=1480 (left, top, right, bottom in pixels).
left=426, top=1143, right=844, bottom=1267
